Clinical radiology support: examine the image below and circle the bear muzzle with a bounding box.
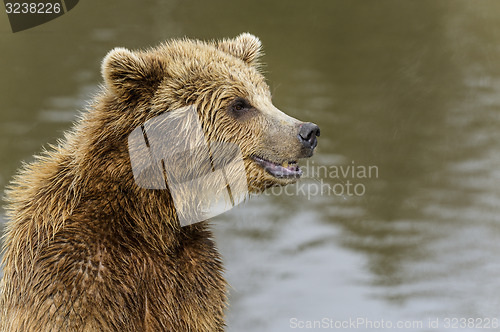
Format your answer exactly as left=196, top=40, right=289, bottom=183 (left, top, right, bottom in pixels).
left=250, top=121, right=320, bottom=179
left=298, top=122, right=320, bottom=155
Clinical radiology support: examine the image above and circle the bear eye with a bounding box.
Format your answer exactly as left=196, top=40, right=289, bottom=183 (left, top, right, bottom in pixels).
left=231, top=98, right=251, bottom=113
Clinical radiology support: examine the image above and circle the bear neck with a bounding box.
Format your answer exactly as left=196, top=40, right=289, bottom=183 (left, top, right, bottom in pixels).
left=75, top=158, right=202, bottom=254
left=45, top=107, right=210, bottom=255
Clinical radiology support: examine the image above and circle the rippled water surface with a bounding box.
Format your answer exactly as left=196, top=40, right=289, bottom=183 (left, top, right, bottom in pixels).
left=1, top=1, right=500, bottom=331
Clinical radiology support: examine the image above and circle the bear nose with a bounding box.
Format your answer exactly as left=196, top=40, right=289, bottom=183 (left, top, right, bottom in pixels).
left=298, top=122, right=320, bottom=150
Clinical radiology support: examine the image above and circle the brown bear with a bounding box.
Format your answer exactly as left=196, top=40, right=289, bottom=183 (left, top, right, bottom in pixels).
left=0, top=33, right=319, bottom=332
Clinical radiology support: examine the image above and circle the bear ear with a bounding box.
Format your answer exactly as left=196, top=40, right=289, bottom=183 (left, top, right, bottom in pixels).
left=101, top=47, right=165, bottom=96
left=217, top=33, right=263, bottom=65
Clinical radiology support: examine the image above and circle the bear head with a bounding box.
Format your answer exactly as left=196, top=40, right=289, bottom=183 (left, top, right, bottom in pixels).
left=100, top=33, right=319, bottom=195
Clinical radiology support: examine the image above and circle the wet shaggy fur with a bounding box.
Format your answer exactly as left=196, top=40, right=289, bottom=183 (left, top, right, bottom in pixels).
left=0, top=34, right=314, bottom=331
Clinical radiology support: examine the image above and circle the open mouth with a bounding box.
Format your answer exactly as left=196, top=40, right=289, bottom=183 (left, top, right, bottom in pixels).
left=251, top=155, right=303, bottom=179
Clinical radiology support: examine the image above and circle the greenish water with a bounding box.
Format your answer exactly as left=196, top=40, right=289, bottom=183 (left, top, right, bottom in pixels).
left=2, top=1, right=500, bottom=331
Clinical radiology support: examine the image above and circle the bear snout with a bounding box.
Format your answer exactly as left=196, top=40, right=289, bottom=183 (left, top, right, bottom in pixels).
left=298, top=122, right=320, bottom=152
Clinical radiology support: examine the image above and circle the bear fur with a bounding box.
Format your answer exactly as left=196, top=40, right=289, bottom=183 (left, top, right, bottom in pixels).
left=0, top=33, right=318, bottom=332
